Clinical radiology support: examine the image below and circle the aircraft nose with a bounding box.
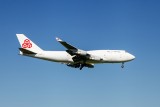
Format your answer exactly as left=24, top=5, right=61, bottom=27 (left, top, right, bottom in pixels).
left=130, top=54, right=135, bottom=60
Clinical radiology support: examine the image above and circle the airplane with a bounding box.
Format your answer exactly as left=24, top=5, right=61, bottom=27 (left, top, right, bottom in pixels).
left=16, top=34, right=135, bottom=70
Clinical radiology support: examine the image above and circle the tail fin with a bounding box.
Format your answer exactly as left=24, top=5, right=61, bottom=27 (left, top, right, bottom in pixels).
left=16, top=34, right=43, bottom=54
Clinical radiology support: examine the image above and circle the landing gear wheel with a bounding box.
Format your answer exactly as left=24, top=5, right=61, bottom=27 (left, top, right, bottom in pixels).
left=80, top=64, right=84, bottom=70
left=80, top=67, right=83, bottom=70
left=121, top=63, right=124, bottom=68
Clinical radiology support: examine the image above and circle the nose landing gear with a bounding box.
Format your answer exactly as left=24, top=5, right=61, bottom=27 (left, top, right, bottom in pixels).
left=121, top=62, right=124, bottom=68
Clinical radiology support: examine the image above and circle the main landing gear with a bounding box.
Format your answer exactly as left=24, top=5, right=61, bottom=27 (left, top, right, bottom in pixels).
left=121, top=62, right=124, bottom=68
left=80, top=64, right=85, bottom=70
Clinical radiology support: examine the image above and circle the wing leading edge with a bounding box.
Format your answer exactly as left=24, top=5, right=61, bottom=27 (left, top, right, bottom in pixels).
left=56, top=37, right=88, bottom=56
left=56, top=37, right=77, bottom=50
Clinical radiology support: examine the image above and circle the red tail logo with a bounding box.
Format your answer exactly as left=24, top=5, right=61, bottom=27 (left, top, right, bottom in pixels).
left=22, top=39, right=32, bottom=48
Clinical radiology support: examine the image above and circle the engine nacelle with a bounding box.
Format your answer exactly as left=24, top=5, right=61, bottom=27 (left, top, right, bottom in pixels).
left=67, top=63, right=94, bottom=68
left=75, top=49, right=88, bottom=56
left=67, top=63, right=80, bottom=68
left=85, top=63, right=94, bottom=68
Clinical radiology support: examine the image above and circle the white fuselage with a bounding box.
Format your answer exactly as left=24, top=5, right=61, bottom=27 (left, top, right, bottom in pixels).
left=16, top=34, right=135, bottom=69
left=22, top=50, right=135, bottom=64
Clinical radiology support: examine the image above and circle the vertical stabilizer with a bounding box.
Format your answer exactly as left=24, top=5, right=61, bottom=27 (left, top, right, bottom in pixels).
left=16, top=34, right=43, bottom=54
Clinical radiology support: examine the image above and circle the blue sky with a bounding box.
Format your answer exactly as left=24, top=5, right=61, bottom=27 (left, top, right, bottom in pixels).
left=0, top=0, right=160, bottom=107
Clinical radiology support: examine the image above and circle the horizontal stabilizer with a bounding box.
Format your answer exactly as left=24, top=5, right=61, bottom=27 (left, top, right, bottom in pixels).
left=19, top=48, right=37, bottom=54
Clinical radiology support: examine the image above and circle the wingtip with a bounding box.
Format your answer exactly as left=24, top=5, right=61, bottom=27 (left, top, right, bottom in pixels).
left=56, top=37, right=62, bottom=41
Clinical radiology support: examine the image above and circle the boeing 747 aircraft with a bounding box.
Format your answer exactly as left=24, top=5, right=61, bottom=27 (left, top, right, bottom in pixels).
left=16, top=34, right=135, bottom=70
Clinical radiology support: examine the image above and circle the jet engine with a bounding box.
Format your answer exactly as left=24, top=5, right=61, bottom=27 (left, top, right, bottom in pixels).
left=74, top=49, right=88, bottom=56
left=66, top=63, right=94, bottom=69
left=84, top=63, right=94, bottom=68
left=67, top=63, right=80, bottom=68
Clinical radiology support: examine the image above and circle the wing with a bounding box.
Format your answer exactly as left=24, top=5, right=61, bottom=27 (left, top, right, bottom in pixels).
left=56, top=37, right=77, bottom=50
left=56, top=37, right=88, bottom=56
